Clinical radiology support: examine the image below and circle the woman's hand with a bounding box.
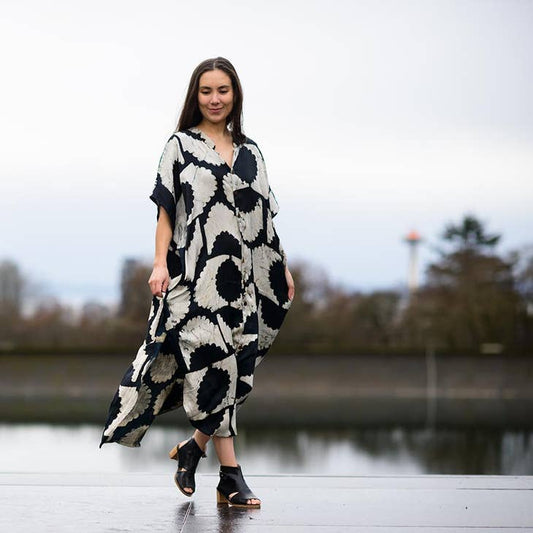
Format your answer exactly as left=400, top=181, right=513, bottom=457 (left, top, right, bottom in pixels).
left=150, top=206, right=173, bottom=298
left=148, top=263, right=170, bottom=297
left=285, top=265, right=295, bottom=301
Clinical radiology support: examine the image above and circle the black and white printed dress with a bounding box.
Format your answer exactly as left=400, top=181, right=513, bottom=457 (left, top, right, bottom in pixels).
left=100, top=127, right=292, bottom=447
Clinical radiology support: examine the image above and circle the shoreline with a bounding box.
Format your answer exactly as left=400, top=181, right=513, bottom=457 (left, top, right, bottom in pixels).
left=2, top=353, right=532, bottom=428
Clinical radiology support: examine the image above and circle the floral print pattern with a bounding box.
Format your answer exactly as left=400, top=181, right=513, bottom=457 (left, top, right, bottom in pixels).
left=100, top=127, right=292, bottom=447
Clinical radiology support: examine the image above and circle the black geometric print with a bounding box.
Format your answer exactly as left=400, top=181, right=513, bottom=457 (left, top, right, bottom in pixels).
left=100, top=127, right=292, bottom=447
left=197, top=366, right=231, bottom=413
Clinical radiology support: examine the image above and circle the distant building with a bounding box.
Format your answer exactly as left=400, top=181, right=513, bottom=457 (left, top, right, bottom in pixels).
left=0, top=259, right=24, bottom=318
left=403, top=230, right=422, bottom=299
left=118, top=257, right=152, bottom=320
left=118, top=258, right=143, bottom=317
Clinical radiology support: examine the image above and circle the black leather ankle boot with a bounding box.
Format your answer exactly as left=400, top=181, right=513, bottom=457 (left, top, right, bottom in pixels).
left=169, top=438, right=207, bottom=497
left=216, top=464, right=260, bottom=508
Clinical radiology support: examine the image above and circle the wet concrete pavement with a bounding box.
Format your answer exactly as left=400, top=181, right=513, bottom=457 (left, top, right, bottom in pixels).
left=1, top=473, right=532, bottom=532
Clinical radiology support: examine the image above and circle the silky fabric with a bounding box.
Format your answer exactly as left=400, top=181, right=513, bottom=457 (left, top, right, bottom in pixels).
left=100, top=127, right=292, bottom=447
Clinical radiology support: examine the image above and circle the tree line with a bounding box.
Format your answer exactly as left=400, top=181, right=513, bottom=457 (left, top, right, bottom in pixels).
left=1, top=214, right=532, bottom=355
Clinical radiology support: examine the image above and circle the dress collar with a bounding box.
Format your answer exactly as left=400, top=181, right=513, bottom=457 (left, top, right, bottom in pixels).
left=187, top=126, right=238, bottom=149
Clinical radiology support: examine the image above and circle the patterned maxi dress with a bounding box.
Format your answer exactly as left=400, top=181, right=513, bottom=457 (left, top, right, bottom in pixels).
left=100, top=127, right=292, bottom=447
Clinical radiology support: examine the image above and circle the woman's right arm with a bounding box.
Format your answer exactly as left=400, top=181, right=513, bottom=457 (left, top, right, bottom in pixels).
left=148, top=206, right=173, bottom=297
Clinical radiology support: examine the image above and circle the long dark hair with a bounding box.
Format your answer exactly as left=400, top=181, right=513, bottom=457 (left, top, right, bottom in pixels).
left=177, top=57, right=245, bottom=145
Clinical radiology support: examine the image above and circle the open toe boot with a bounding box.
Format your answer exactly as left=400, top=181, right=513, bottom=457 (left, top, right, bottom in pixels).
left=216, top=464, right=261, bottom=508
left=169, top=437, right=207, bottom=497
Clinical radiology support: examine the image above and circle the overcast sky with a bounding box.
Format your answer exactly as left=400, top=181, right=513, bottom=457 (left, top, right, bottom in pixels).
left=1, top=0, right=532, bottom=308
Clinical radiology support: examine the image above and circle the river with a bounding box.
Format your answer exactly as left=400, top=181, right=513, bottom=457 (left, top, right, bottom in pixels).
left=1, top=423, right=531, bottom=475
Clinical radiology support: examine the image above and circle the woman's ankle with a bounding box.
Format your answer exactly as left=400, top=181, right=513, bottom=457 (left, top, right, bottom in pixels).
left=220, top=462, right=239, bottom=468
left=192, top=431, right=210, bottom=452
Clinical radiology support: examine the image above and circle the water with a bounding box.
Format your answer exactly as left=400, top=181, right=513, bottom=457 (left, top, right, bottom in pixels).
left=1, top=424, right=532, bottom=475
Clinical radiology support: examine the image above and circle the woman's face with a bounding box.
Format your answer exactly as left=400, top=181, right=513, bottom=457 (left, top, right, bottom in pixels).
left=197, top=69, right=234, bottom=126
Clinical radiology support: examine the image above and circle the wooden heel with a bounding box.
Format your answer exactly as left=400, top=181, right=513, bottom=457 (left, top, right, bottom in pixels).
left=169, top=445, right=178, bottom=460
left=216, top=490, right=229, bottom=505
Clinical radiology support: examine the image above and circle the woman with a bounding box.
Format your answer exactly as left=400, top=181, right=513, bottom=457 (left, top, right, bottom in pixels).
left=100, top=57, right=295, bottom=508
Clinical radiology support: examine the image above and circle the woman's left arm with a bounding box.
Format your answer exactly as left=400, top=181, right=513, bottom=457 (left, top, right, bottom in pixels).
left=285, top=264, right=295, bottom=301
left=257, top=144, right=294, bottom=301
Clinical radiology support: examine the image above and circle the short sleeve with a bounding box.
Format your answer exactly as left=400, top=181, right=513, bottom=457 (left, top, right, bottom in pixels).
left=254, top=142, right=280, bottom=218
left=149, top=135, right=182, bottom=227
left=254, top=142, right=287, bottom=266
left=278, top=237, right=288, bottom=267
left=268, top=185, right=280, bottom=218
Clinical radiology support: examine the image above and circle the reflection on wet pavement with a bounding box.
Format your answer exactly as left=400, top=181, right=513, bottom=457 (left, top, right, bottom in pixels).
left=1, top=473, right=532, bottom=532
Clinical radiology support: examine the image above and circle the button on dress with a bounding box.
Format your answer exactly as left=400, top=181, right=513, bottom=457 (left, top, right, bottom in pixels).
left=100, top=127, right=292, bottom=447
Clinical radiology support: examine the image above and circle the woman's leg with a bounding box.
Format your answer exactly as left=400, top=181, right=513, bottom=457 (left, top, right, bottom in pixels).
left=176, top=429, right=210, bottom=494
left=213, top=435, right=260, bottom=505
left=212, top=435, right=237, bottom=466
left=193, top=429, right=210, bottom=452
left=177, top=429, right=210, bottom=455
